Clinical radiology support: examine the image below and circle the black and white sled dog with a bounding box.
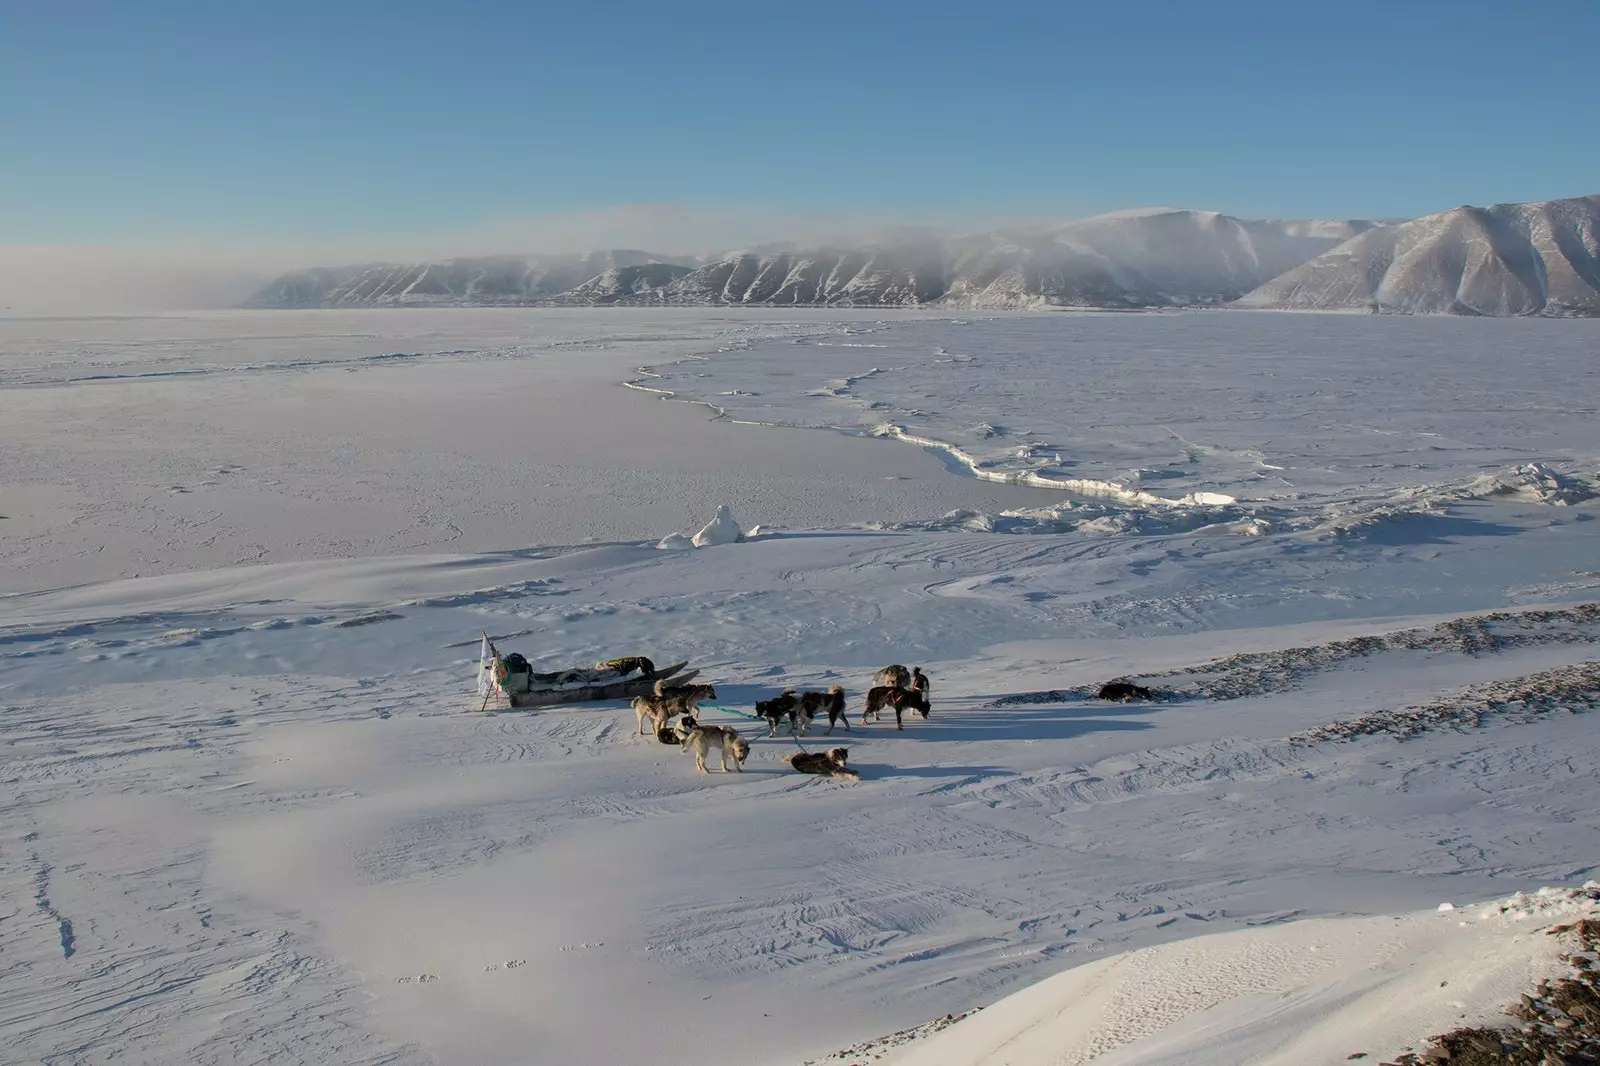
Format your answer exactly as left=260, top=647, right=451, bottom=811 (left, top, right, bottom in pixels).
left=788, top=746, right=859, bottom=781
left=755, top=690, right=801, bottom=737
left=798, top=685, right=850, bottom=735
left=681, top=722, right=750, bottom=773
left=862, top=685, right=931, bottom=730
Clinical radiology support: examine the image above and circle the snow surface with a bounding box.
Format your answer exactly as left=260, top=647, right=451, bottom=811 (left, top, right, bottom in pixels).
left=3, top=309, right=1600, bottom=1065
left=0, top=309, right=1051, bottom=593
left=636, top=311, right=1600, bottom=517
left=883, top=887, right=1600, bottom=1066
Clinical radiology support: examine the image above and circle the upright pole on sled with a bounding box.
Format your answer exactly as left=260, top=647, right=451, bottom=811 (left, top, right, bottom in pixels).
left=478, top=630, right=497, bottom=714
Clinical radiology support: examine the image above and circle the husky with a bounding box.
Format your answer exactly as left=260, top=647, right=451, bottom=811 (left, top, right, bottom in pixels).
left=788, top=747, right=859, bottom=781
left=655, top=715, right=697, bottom=745
left=633, top=684, right=716, bottom=735
left=910, top=667, right=930, bottom=696
left=862, top=686, right=931, bottom=730
left=754, top=690, right=801, bottom=737
left=1097, top=681, right=1153, bottom=702
left=681, top=723, right=750, bottom=773
left=797, top=685, right=850, bottom=735
left=874, top=664, right=911, bottom=690
left=655, top=679, right=717, bottom=701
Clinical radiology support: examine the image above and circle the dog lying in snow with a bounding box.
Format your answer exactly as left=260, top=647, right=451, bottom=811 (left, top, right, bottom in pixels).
left=862, top=686, right=930, bottom=730
left=796, top=685, right=849, bottom=735
left=681, top=722, right=750, bottom=773
left=874, top=664, right=911, bottom=690
left=1097, top=681, right=1153, bottom=702
left=755, top=690, right=801, bottom=737
left=633, top=684, right=716, bottom=735
left=655, top=715, right=697, bottom=745
left=788, top=747, right=859, bottom=781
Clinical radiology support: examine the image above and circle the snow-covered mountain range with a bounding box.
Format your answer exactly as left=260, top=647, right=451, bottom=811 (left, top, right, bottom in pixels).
left=244, top=196, right=1600, bottom=315
left=244, top=250, right=682, bottom=308
left=1238, top=194, right=1600, bottom=316
left=245, top=210, right=1383, bottom=311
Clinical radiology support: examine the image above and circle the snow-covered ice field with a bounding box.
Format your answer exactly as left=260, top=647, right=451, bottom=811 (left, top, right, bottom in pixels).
left=3, top=309, right=1600, bottom=1065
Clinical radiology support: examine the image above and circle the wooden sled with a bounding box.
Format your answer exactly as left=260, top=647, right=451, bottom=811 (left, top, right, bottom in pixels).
left=501, top=661, right=695, bottom=710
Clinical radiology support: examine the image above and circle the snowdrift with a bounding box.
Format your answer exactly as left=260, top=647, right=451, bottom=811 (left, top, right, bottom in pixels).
left=881, top=886, right=1600, bottom=1066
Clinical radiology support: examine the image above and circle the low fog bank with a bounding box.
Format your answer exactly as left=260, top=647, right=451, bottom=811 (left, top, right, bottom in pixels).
left=0, top=204, right=999, bottom=314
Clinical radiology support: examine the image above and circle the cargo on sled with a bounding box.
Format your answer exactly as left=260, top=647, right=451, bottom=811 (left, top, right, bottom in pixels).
left=473, top=633, right=695, bottom=709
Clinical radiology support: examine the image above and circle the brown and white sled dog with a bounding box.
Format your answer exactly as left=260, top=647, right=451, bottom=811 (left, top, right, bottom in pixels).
left=797, top=685, right=849, bottom=735
left=862, top=686, right=931, bottom=730
left=874, top=664, right=911, bottom=690
left=633, top=684, right=716, bottom=735
left=655, top=679, right=717, bottom=701
left=788, top=747, right=859, bottom=781
left=681, top=723, right=750, bottom=773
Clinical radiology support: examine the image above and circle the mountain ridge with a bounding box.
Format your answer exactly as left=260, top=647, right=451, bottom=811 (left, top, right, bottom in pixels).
left=1237, top=194, right=1600, bottom=316
left=245, top=210, right=1386, bottom=311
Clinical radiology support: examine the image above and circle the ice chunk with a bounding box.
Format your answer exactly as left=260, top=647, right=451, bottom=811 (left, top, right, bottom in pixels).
left=691, top=504, right=744, bottom=547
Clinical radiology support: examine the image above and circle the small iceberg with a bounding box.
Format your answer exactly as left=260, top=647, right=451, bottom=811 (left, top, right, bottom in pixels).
left=691, top=504, right=745, bottom=547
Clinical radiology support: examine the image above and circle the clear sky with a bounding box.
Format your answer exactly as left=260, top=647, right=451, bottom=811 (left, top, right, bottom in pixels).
left=3, top=0, right=1597, bottom=249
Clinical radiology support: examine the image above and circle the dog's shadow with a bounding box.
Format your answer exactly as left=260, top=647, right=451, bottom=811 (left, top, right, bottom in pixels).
left=966, top=693, right=1177, bottom=717
left=852, top=763, right=1007, bottom=782
left=883, top=704, right=1158, bottom=744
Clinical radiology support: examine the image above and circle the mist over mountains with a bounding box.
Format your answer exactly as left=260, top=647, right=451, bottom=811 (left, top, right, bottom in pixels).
left=245, top=196, right=1600, bottom=316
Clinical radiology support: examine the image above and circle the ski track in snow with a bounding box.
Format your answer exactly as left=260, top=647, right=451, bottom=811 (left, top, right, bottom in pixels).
left=2, top=310, right=1600, bottom=1065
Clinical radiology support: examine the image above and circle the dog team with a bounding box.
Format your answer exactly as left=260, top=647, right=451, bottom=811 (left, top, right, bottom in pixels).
left=627, top=664, right=933, bottom=778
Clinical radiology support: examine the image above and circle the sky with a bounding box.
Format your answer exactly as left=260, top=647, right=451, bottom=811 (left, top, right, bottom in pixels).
left=2, top=0, right=1597, bottom=308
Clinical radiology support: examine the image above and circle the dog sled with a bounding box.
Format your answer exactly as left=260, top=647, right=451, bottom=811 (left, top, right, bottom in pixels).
left=473, top=635, right=696, bottom=709
left=507, top=661, right=697, bottom=709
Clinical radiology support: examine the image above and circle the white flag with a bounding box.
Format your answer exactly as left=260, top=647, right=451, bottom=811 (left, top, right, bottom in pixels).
left=476, top=634, right=494, bottom=696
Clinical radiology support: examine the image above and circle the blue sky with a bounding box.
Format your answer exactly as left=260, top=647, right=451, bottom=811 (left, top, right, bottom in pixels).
left=3, top=0, right=1597, bottom=249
